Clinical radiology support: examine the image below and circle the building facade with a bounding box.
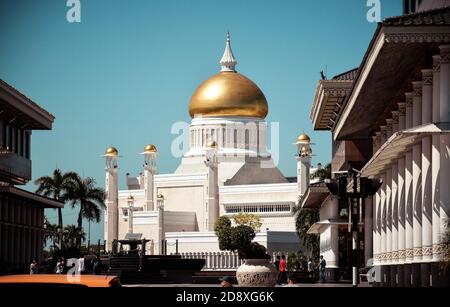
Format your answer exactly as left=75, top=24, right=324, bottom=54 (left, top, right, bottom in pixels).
left=0, top=80, right=62, bottom=274
left=103, top=34, right=318, bottom=256
left=306, top=2, right=450, bottom=286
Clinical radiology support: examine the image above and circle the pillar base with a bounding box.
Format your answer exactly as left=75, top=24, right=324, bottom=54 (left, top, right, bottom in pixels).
left=390, top=265, right=398, bottom=287
left=404, top=264, right=412, bottom=287
left=397, top=264, right=405, bottom=287
left=420, top=263, right=431, bottom=287
left=411, top=263, right=421, bottom=287
left=325, top=267, right=339, bottom=283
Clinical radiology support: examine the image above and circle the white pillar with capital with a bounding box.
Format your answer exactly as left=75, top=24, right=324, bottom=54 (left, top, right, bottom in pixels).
left=432, top=55, right=441, bottom=262
left=142, top=144, right=157, bottom=211
left=439, top=45, right=450, bottom=255
left=205, top=140, right=219, bottom=231
left=104, top=147, right=120, bottom=252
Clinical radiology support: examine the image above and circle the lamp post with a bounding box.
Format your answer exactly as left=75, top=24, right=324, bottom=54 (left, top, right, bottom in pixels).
left=157, top=194, right=165, bottom=255
left=127, top=195, right=135, bottom=234
left=325, top=170, right=382, bottom=287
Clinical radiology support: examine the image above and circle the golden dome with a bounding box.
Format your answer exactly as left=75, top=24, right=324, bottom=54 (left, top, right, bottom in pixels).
left=296, top=133, right=311, bottom=143
left=206, top=140, right=217, bottom=148
left=188, top=72, right=268, bottom=119
left=143, top=144, right=157, bottom=154
left=127, top=195, right=134, bottom=201
left=104, top=146, right=118, bottom=156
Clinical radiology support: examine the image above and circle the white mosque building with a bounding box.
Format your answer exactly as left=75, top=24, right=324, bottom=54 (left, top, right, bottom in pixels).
left=103, top=33, right=317, bottom=256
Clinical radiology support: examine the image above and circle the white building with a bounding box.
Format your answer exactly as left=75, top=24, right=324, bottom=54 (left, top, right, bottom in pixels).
left=103, top=33, right=317, bottom=256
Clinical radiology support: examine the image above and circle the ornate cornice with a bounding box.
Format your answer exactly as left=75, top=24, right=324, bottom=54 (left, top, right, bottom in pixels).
left=323, top=87, right=351, bottom=97
left=385, top=33, right=450, bottom=44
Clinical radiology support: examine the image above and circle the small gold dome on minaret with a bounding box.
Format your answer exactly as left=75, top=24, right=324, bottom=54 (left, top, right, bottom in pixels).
left=143, top=144, right=157, bottom=154
left=104, top=146, right=119, bottom=156
left=296, top=133, right=311, bottom=143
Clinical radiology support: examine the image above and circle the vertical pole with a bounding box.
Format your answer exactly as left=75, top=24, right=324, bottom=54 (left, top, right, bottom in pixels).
left=176, top=239, right=179, bottom=255
left=352, top=171, right=359, bottom=287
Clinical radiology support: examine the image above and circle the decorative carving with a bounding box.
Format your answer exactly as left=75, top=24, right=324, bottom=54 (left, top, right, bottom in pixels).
left=405, top=248, right=414, bottom=258
left=398, top=103, right=406, bottom=115
left=392, top=111, right=399, bottom=123
left=405, top=93, right=414, bottom=107
left=413, top=247, right=423, bottom=257
left=398, top=249, right=406, bottom=259
left=432, top=243, right=444, bottom=255
left=422, top=246, right=433, bottom=256
left=440, top=46, right=450, bottom=64
left=236, top=259, right=278, bottom=287
left=422, top=70, right=433, bottom=86
left=412, top=82, right=423, bottom=97
left=391, top=250, right=399, bottom=260
left=323, top=88, right=351, bottom=97
left=385, top=33, right=450, bottom=44
left=433, top=55, right=441, bottom=72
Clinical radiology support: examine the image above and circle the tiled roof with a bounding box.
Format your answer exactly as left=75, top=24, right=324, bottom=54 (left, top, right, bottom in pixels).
left=0, top=79, right=55, bottom=120
left=383, top=5, right=450, bottom=26
left=332, top=68, right=358, bottom=81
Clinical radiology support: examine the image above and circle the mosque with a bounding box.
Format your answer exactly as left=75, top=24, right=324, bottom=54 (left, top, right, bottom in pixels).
left=103, top=33, right=317, bottom=255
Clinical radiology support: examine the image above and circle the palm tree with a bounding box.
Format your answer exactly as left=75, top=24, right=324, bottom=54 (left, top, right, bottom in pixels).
left=63, top=225, right=86, bottom=248
left=35, top=169, right=78, bottom=248
left=67, top=175, right=106, bottom=248
left=43, top=217, right=61, bottom=249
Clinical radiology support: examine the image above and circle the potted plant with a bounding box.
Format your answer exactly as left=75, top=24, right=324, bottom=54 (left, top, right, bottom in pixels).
left=214, top=215, right=278, bottom=287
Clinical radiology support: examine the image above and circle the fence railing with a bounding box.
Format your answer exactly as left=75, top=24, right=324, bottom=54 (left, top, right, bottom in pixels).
left=173, top=251, right=291, bottom=271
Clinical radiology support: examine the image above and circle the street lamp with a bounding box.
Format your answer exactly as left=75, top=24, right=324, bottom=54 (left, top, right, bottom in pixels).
left=325, top=169, right=382, bottom=287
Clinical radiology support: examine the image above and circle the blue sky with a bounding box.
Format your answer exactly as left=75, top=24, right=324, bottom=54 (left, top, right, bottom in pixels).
left=0, top=0, right=402, bottom=243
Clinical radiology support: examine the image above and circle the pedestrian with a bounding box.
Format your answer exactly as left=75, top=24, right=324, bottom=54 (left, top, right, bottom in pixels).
left=55, top=258, right=64, bottom=274
left=278, top=255, right=287, bottom=285
left=92, top=256, right=102, bottom=275
left=30, top=259, right=38, bottom=275
left=307, top=258, right=314, bottom=278
left=317, top=255, right=326, bottom=283
left=274, top=255, right=280, bottom=271
left=61, top=257, right=66, bottom=274
left=283, top=273, right=300, bottom=287
left=219, top=276, right=233, bottom=288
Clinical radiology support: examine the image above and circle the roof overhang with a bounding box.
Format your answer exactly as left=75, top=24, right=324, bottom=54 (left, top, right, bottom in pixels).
left=361, top=122, right=450, bottom=177
left=0, top=79, right=55, bottom=130
left=334, top=25, right=450, bottom=141
left=299, top=183, right=330, bottom=208
left=307, top=219, right=362, bottom=234
left=0, top=186, right=64, bottom=208
left=310, top=79, right=353, bottom=130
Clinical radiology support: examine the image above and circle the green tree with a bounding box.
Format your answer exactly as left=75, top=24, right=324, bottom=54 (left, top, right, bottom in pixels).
left=35, top=169, right=78, bottom=248
left=66, top=175, right=106, bottom=248
left=43, top=217, right=61, bottom=249
left=294, top=206, right=320, bottom=259
left=233, top=213, right=262, bottom=232
left=63, top=225, right=86, bottom=248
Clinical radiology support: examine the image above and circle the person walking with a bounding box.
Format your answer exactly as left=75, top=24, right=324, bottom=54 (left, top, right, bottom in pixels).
left=317, top=255, right=326, bottom=283
left=278, top=255, right=287, bottom=285
left=307, top=258, right=314, bottom=278
left=55, top=258, right=64, bottom=274
left=29, top=259, right=38, bottom=275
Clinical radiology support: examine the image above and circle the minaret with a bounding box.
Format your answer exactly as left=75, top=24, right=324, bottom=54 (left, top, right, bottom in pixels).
left=220, top=32, right=237, bottom=72
left=295, top=133, right=312, bottom=196
left=104, top=146, right=119, bottom=252
left=204, top=140, right=219, bottom=231
left=142, top=144, right=157, bottom=211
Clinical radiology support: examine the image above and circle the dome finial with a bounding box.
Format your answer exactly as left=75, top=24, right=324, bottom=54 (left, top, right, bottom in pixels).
left=220, top=32, right=237, bottom=72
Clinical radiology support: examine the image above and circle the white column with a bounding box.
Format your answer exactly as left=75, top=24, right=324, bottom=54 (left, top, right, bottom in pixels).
left=412, top=81, right=423, bottom=263
left=374, top=186, right=381, bottom=265
left=398, top=157, right=406, bottom=264
left=365, top=197, right=373, bottom=266
left=144, top=165, right=155, bottom=211
left=105, top=168, right=119, bottom=252
left=392, top=111, right=399, bottom=134
left=421, top=69, right=433, bottom=262
left=297, top=156, right=311, bottom=196
left=391, top=163, right=399, bottom=265
left=432, top=55, right=441, bottom=261
left=205, top=152, right=219, bottom=231
left=405, top=151, right=414, bottom=263
left=320, top=196, right=339, bottom=271
left=380, top=173, right=387, bottom=264
left=386, top=169, right=392, bottom=264
left=398, top=102, right=406, bottom=131
left=439, top=45, right=450, bottom=254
